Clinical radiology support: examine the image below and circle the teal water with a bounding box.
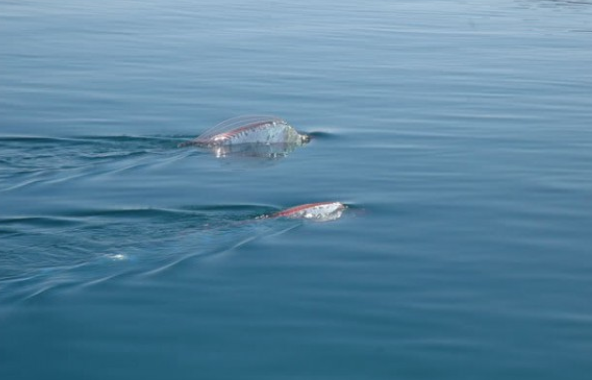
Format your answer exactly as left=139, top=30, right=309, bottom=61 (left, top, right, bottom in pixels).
left=2, top=0, right=592, bottom=378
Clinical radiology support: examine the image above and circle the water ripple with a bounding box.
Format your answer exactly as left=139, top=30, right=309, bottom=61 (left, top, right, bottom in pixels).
left=0, top=203, right=300, bottom=301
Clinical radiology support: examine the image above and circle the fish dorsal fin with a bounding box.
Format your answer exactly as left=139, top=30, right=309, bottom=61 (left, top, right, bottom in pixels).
left=197, top=115, right=285, bottom=142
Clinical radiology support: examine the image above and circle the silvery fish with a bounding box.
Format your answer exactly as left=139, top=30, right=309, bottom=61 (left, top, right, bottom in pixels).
left=269, top=202, right=347, bottom=222
left=180, top=115, right=310, bottom=148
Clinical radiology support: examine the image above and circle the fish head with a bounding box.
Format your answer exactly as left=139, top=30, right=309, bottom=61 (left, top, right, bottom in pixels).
left=302, top=202, right=346, bottom=222
left=300, top=133, right=311, bottom=144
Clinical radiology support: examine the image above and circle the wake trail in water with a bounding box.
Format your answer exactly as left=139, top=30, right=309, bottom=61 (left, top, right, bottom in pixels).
left=0, top=132, right=347, bottom=305
left=0, top=135, right=193, bottom=192
left=0, top=205, right=301, bottom=303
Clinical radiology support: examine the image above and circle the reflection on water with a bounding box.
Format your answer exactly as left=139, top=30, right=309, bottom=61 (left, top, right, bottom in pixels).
left=206, top=141, right=306, bottom=167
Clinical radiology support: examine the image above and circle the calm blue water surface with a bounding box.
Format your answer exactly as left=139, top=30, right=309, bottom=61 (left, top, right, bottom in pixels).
left=2, top=0, right=592, bottom=378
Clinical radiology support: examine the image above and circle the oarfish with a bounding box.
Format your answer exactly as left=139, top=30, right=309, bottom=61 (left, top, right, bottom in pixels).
left=180, top=115, right=310, bottom=148
left=268, top=202, right=347, bottom=222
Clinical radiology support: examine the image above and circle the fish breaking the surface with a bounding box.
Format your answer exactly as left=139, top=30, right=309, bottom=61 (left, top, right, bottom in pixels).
left=180, top=115, right=310, bottom=149
left=269, top=202, right=347, bottom=222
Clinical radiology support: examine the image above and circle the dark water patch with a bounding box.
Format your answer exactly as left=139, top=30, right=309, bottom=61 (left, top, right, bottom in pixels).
left=306, top=131, right=340, bottom=141
left=0, top=215, right=82, bottom=229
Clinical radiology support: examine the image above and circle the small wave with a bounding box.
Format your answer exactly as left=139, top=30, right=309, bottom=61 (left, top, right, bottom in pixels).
left=0, top=215, right=83, bottom=229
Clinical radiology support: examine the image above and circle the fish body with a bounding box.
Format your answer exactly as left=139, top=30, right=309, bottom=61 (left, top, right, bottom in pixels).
left=182, top=116, right=309, bottom=148
left=271, top=202, right=346, bottom=222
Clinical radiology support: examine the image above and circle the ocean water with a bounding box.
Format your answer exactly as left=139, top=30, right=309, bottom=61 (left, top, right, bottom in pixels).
left=2, top=0, right=592, bottom=378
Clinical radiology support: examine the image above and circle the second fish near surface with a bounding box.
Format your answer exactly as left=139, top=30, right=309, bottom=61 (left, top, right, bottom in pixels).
left=179, top=115, right=310, bottom=159
left=265, top=202, right=347, bottom=223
